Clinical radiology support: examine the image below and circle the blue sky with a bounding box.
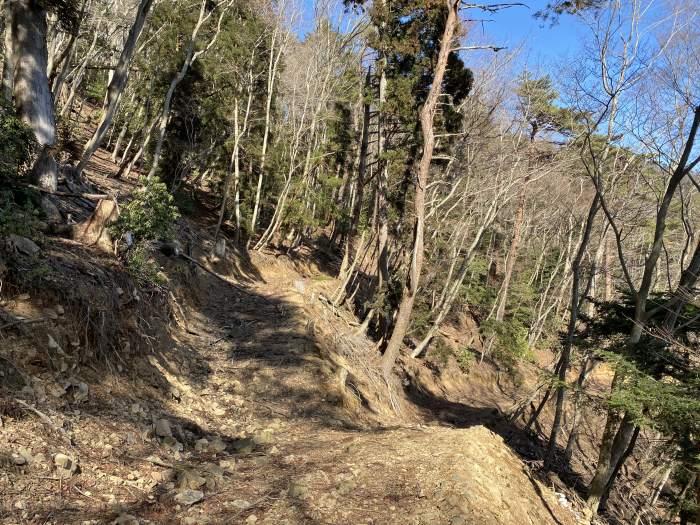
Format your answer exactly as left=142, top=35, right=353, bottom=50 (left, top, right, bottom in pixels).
left=296, top=0, right=586, bottom=67
left=474, top=2, right=584, bottom=65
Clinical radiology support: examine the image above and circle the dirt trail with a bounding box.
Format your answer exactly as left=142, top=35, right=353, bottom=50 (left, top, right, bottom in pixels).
left=0, top=239, right=584, bottom=524
left=1, top=147, right=584, bottom=524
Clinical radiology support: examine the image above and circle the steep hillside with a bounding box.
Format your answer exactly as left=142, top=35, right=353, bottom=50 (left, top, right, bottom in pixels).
left=0, top=161, right=586, bottom=523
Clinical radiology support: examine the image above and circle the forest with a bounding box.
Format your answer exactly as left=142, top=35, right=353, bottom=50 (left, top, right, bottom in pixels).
left=0, top=0, right=699, bottom=523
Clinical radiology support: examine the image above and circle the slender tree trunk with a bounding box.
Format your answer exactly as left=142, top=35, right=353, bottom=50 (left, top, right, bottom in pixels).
left=495, top=189, right=526, bottom=321
left=148, top=0, right=224, bottom=180
left=380, top=0, right=459, bottom=378
left=376, top=66, right=391, bottom=291
left=77, top=0, right=154, bottom=174
left=545, top=193, right=600, bottom=469
left=564, top=357, right=598, bottom=463
left=59, top=28, right=98, bottom=117
left=111, top=99, right=140, bottom=163
left=339, top=71, right=371, bottom=280
left=599, top=424, right=640, bottom=511
left=48, top=0, right=85, bottom=94
left=251, top=26, right=284, bottom=239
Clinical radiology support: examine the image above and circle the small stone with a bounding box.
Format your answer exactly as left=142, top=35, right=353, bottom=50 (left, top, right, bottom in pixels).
left=209, top=438, right=226, bottom=453
left=287, top=481, right=308, bottom=498
left=17, top=293, right=30, bottom=301
left=178, top=470, right=206, bottom=490
left=230, top=437, right=254, bottom=454
left=213, top=406, right=226, bottom=417
left=154, top=419, right=172, bottom=438
left=173, top=489, right=203, bottom=506
left=245, top=515, right=257, bottom=524
left=11, top=453, right=27, bottom=466
left=219, top=459, right=236, bottom=472
left=48, top=335, right=61, bottom=350
left=151, top=468, right=176, bottom=483
left=74, top=382, right=89, bottom=402
left=54, top=453, right=78, bottom=477
left=194, top=438, right=209, bottom=452
left=54, top=453, right=73, bottom=469
left=55, top=305, right=65, bottom=315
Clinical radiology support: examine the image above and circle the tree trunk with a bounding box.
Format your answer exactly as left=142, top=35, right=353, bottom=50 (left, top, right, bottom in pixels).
left=338, top=70, right=372, bottom=282
left=147, top=0, right=222, bottom=180
left=380, top=0, right=460, bottom=378
left=12, top=0, right=58, bottom=192
left=2, top=0, right=14, bottom=101
left=77, top=0, right=154, bottom=174
left=599, top=424, right=640, bottom=511
left=545, top=193, right=600, bottom=469
left=564, top=357, right=598, bottom=463
left=495, top=189, right=525, bottom=321
left=585, top=410, right=637, bottom=517
left=251, top=25, right=284, bottom=240
left=111, top=100, right=140, bottom=163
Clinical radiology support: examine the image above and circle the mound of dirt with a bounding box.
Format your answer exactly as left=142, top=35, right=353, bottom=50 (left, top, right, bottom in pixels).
left=236, top=424, right=582, bottom=525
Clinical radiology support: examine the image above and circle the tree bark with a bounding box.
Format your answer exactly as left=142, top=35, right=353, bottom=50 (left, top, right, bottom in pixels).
left=12, top=0, right=58, bottom=192
left=380, top=0, right=460, bottom=378
left=2, top=0, right=14, bottom=101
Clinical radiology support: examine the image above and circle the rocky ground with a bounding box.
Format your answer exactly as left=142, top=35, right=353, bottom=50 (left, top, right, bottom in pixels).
left=0, top=148, right=588, bottom=524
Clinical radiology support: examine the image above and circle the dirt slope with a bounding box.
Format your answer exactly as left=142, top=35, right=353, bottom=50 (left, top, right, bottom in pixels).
left=0, top=148, right=585, bottom=524
left=0, top=237, right=584, bottom=524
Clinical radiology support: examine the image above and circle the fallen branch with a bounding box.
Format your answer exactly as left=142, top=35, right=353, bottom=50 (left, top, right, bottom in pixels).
left=0, top=315, right=47, bottom=331
left=14, top=399, right=72, bottom=444
left=26, top=184, right=110, bottom=201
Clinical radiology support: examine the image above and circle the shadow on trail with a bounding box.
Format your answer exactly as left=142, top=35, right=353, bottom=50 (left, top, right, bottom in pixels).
left=0, top=233, right=359, bottom=523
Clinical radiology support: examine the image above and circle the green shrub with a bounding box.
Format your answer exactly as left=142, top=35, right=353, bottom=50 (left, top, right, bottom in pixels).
left=432, top=338, right=452, bottom=367
left=481, top=318, right=531, bottom=372
left=0, top=189, right=41, bottom=237
left=456, top=347, right=475, bottom=373
left=111, top=178, right=180, bottom=243
left=124, top=244, right=166, bottom=287
left=0, top=100, right=35, bottom=180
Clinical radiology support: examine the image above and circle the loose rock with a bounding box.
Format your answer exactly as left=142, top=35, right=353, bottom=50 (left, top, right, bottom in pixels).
left=230, top=437, right=254, bottom=454
left=54, top=453, right=79, bottom=477
left=7, top=235, right=41, bottom=256
left=173, top=489, right=204, bottom=506
left=155, top=419, right=172, bottom=438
